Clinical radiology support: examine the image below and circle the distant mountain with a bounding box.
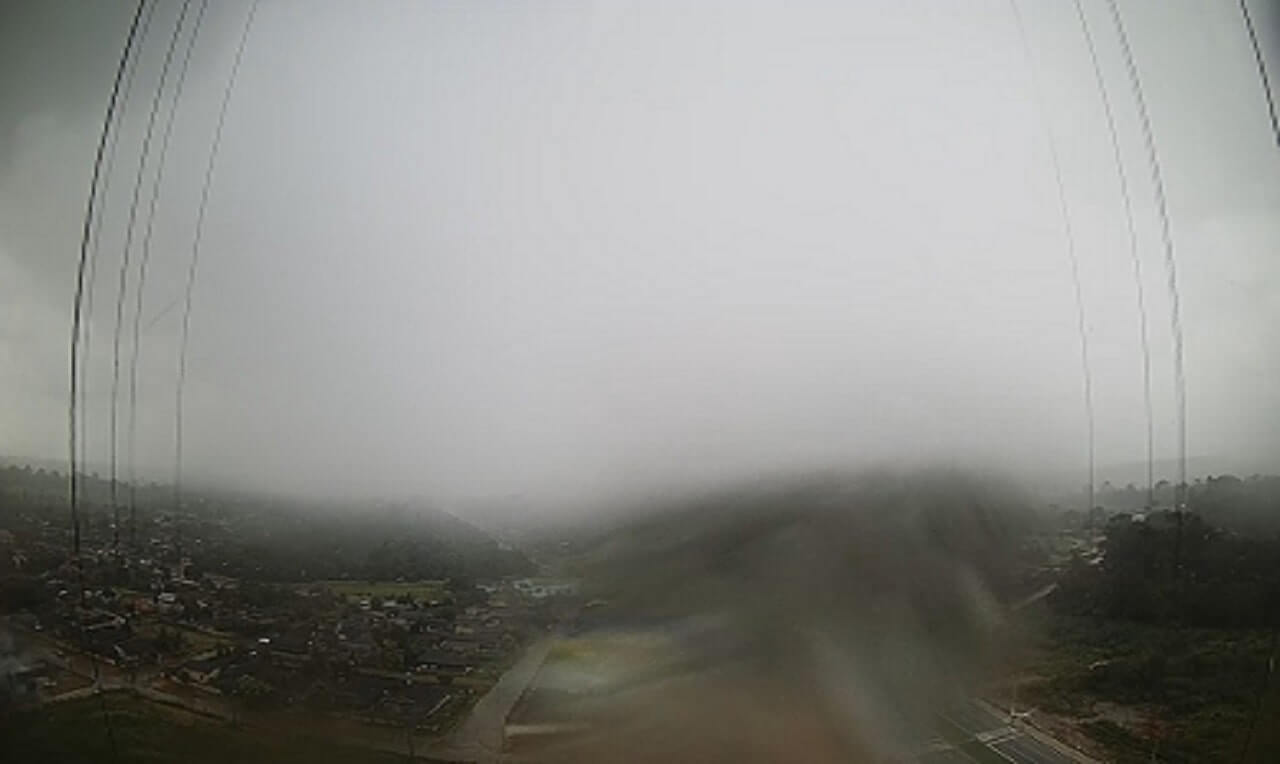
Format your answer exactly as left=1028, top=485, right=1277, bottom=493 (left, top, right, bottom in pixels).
left=0, top=463, right=534, bottom=582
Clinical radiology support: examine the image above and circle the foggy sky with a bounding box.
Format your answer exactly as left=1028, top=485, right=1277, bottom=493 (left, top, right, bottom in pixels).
left=2, top=0, right=1278, bottom=512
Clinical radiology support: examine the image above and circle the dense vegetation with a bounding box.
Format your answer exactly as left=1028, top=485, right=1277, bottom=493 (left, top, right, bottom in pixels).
left=1019, top=613, right=1278, bottom=763
left=1037, top=484, right=1280, bottom=763
left=1054, top=510, right=1280, bottom=628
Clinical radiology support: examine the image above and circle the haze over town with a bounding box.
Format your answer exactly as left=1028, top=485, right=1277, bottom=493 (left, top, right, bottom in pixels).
left=5, top=2, right=1280, bottom=763
left=2, top=1, right=1278, bottom=516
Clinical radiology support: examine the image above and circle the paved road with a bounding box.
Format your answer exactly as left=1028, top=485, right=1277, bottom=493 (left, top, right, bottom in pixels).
left=921, top=748, right=986, bottom=764
left=433, top=634, right=555, bottom=763
left=1010, top=583, right=1059, bottom=612
left=939, top=700, right=1083, bottom=764
left=993, top=733, right=1080, bottom=764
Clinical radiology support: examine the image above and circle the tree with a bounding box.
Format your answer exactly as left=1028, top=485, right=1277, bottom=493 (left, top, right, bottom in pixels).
left=231, top=675, right=277, bottom=709
left=302, top=680, right=333, bottom=711
left=0, top=576, right=49, bottom=611
left=154, top=627, right=188, bottom=654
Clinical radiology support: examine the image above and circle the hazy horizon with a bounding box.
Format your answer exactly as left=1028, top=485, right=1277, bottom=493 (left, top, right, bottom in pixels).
left=4, top=0, right=1279, bottom=516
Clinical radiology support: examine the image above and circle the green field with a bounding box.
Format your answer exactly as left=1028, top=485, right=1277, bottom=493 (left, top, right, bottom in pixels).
left=320, top=579, right=446, bottom=601
left=136, top=623, right=233, bottom=654
left=0, top=693, right=425, bottom=764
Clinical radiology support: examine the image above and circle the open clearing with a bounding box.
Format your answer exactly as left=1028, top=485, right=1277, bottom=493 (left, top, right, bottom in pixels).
left=0, top=692, right=425, bottom=764
left=319, top=579, right=446, bottom=601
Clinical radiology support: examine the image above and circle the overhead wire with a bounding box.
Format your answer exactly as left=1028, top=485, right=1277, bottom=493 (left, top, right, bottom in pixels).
left=1103, top=0, right=1189, bottom=572
left=127, top=0, right=210, bottom=554
left=1006, top=0, right=1097, bottom=519
left=67, top=5, right=150, bottom=758
left=1238, top=0, right=1280, bottom=150
left=69, top=0, right=150, bottom=571
left=174, top=0, right=262, bottom=559
left=1087, top=7, right=1195, bottom=759
left=109, top=0, right=193, bottom=561
left=1070, top=0, right=1155, bottom=509
left=78, top=0, right=158, bottom=501
left=142, top=295, right=183, bottom=333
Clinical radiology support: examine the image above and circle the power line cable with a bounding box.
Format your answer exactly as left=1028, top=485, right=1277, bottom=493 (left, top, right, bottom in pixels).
left=1239, top=0, right=1280, bottom=150
left=67, top=5, right=150, bottom=759
left=142, top=295, right=183, bottom=333
left=127, top=0, right=209, bottom=554
left=109, top=0, right=193, bottom=560
left=1103, top=0, right=1189, bottom=571
left=1098, top=10, right=1194, bottom=759
left=79, top=0, right=158, bottom=495
left=1071, top=0, right=1155, bottom=509
left=1007, top=0, right=1097, bottom=519
left=174, top=0, right=261, bottom=555
left=69, top=0, right=149, bottom=566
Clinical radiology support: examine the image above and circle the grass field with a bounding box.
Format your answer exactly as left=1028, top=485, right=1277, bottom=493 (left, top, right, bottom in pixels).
left=0, top=693, right=426, bottom=764
left=135, top=623, right=232, bottom=654
left=320, top=579, right=446, bottom=601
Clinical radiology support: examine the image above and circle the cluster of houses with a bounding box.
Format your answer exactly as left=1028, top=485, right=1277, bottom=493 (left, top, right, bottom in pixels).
left=10, top=568, right=579, bottom=724
left=150, top=576, right=579, bottom=723
left=0, top=498, right=582, bottom=726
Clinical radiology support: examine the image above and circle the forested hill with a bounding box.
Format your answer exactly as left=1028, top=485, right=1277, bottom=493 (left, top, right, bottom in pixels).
left=1087, top=473, right=1280, bottom=535
left=0, top=464, right=533, bottom=582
